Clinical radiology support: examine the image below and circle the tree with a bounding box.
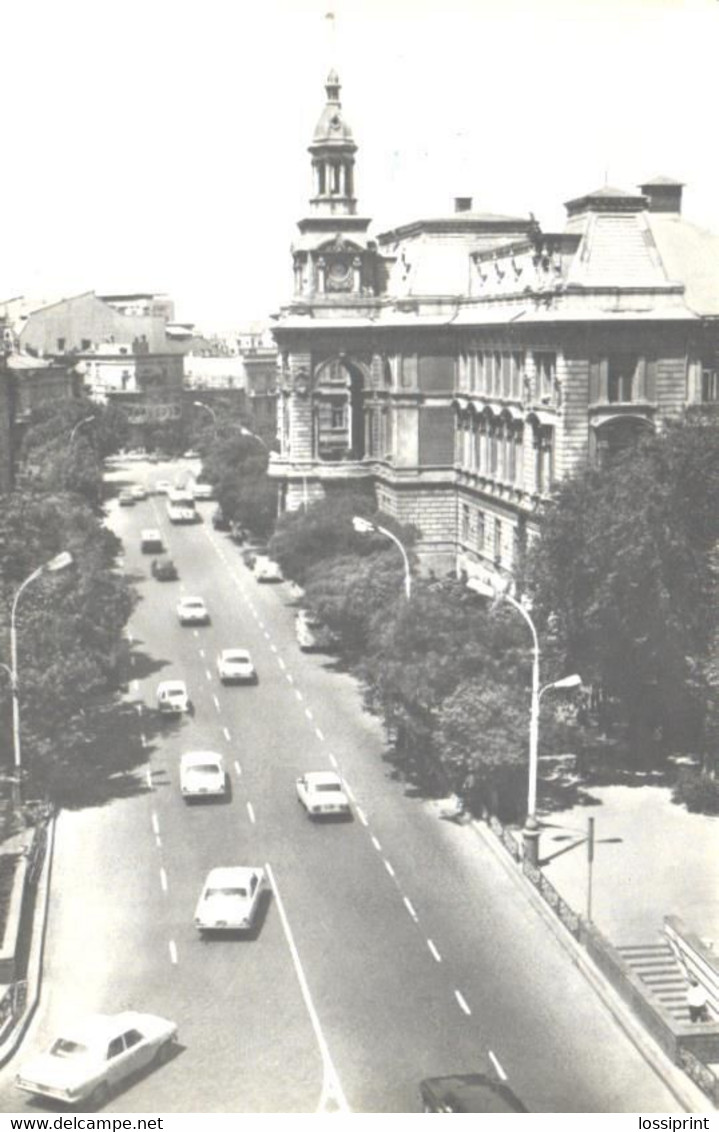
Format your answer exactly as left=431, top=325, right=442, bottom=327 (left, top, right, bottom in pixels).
left=270, top=489, right=378, bottom=583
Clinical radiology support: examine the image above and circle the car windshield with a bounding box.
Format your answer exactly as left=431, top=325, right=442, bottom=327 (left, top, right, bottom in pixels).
left=190, top=764, right=222, bottom=775
left=206, top=887, right=247, bottom=898
left=50, top=1039, right=89, bottom=1058
left=184, top=601, right=204, bottom=608
left=226, top=654, right=249, bottom=663
left=316, top=783, right=341, bottom=792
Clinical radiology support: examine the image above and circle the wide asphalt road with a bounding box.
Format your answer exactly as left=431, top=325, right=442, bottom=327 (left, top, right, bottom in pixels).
left=0, top=457, right=685, bottom=1113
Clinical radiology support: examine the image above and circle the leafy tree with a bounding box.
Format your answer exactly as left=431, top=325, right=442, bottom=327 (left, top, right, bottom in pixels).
left=270, top=489, right=380, bottom=583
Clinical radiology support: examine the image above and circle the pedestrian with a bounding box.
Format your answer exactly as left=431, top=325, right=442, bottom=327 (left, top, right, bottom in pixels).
left=687, top=977, right=708, bottom=1023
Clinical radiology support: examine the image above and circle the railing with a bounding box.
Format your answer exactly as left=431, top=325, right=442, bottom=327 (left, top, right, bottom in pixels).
left=522, top=859, right=582, bottom=938
left=679, top=1047, right=719, bottom=1105
left=0, top=979, right=27, bottom=1043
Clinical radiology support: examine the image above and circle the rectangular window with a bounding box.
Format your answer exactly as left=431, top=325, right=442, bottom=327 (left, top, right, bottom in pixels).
left=57, top=337, right=66, bottom=352
left=461, top=504, right=470, bottom=543
left=511, top=353, right=523, bottom=399
left=476, top=510, right=485, bottom=551
left=81, top=338, right=91, bottom=351
left=418, top=406, right=454, bottom=465
left=536, top=353, right=556, bottom=400
left=608, top=354, right=639, bottom=403
left=702, top=369, right=719, bottom=402
left=418, top=355, right=455, bottom=392
left=494, top=518, right=503, bottom=564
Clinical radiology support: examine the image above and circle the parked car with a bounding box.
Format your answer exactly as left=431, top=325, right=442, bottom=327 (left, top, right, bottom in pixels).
left=212, top=507, right=231, bottom=531
left=131, top=485, right=148, bottom=501
left=295, top=609, right=335, bottom=652
left=180, top=751, right=227, bottom=801
left=176, top=596, right=209, bottom=625
left=194, top=867, right=266, bottom=935
left=192, top=483, right=214, bottom=500
left=140, top=529, right=164, bottom=554
left=419, top=1074, right=528, bottom=1114
left=254, top=556, right=283, bottom=583
left=118, top=489, right=135, bottom=507
left=229, top=521, right=248, bottom=543
left=157, top=680, right=191, bottom=714
left=154, top=479, right=173, bottom=495
left=151, top=557, right=178, bottom=581
left=296, top=771, right=351, bottom=819
left=15, top=1012, right=178, bottom=1108
left=216, top=648, right=257, bottom=684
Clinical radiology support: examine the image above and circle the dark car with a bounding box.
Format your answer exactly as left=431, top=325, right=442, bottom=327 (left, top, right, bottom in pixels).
left=419, top=1074, right=527, bottom=1114
left=212, top=507, right=231, bottom=532
left=151, top=557, right=178, bottom=581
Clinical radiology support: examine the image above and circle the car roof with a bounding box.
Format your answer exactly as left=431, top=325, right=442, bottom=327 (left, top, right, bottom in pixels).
left=57, top=1012, right=154, bottom=1043
left=304, top=771, right=343, bottom=787
left=141, top=528, right=162, bottom=538
left=222, top=648, right=251, bottom=660
left=181, top=750, right=224, bottom=767
left=420, top=1075, right=527, bottom=1113
left=180, top=596, right=205, bottom=604
left=158, top=680, right=186, bottom=693
left=204, top=866, right=263, bottom=886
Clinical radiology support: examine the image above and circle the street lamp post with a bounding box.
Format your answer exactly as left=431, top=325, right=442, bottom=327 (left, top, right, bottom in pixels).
left=69, top=415, right=96, bottom=445
left=192, top=401, right=217, bottom=433
left=352, top=516, right=412, bottom=601
left=7, top=551, right=73, bottom=813
left=497, top=589, right=580, bottom=865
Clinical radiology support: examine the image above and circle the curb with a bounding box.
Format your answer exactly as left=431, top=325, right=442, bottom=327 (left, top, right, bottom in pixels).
left=0, top=816, right=55, bottom=1069
left=471, top=818, right=714, bottom=1113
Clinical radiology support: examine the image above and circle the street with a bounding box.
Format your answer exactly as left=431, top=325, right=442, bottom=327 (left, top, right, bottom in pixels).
left=0, top=458, right=685, bottom=1113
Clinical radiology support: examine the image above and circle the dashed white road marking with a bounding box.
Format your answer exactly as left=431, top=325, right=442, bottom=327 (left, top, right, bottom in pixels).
left=205, top=669, right=212, bottom=682
left=151, top=812, right=160, bottom=836
left=155, top=835, right=162, bottom=849
left=371, top=835, right=382, bottom=852
left=223, top=726, right=231, bottom=741
left=403, top=897, right=418, bottom=922
left=488, top=1051, right=507, bottom=1081
left=264, top=630, right=271, bottom=640
left=140, top=733, right=147, bottom=748
left=427, top=939, right=442, bottom=963
left=304, top=707, right=313, bottom=720
left=258, top=620, right=265, bottom=630
left=169, top=940, right=178, bottom=965
left=286, top=673, right=294, bottom=685
left=234, top=761, right=242, bottom=776
left=212, top=694, right=220, bottom=711
left=193, top=629, right=198, bottom=638
left=295, top=689, right=303, bottom=702
left=145, top=768, right=152, bottom=789
left=270, top=644, right=278, bottom=654
left=383, top=859, right=395, bottom=878
left=160, top=868, right=168, bottom=893
left=315, top=727, right=324, bottom=741
left=278, top=657, right=286, bottom=671
left=328, top=753, right=338, bottom=769
left=135, top=703, right=143, bottom=715
left=455, top=990, right=471, bottom=1016
left=247, top=801, right=256, bottom=824
left=199, top=648, right=205, bottom=659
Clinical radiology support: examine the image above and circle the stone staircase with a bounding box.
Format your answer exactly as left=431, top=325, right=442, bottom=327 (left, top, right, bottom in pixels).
left=617, top=942, right=699, bottom=1023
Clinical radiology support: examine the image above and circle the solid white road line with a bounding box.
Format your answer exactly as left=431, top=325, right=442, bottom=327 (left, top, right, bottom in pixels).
left=266, top=863, right=349, bottom=1114
left=223, top=726, right=231, bottom=741
left=488, top=1051, right=507, bottom=1081
left=160, top=868, right=168, bottom=893
left=169, top=940, right=178, bottom=965
left=355, top=806, right=367, bottom=826
left=247, top=802, right=256, bottom=824
left=315, top=727, right=324, bottom=741
left=151, top=813, right=160, bottom=836
left=427, top=939, right=442, bottom=963
left=344, top=784, right=355, bottom=802
left=212, top=694, right=220, bottom=710
left=383, top=859, right=395, bottom=878
left=455, top=990, right=471, bottom=1015
left=371, top=835, right=382, bottom=852
left=403, top=897, right=418, bottom=922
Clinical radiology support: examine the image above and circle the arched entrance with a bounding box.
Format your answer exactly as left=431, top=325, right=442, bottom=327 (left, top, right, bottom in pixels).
left=312, top=356, right=367, bottom=460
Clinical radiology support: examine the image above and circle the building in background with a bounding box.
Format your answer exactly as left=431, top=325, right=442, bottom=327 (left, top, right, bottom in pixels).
left=271, top=71, right=719, bottom=584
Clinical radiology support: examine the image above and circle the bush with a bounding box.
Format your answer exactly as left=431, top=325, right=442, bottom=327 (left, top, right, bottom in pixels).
left=672, top=769, right=719, bottom=814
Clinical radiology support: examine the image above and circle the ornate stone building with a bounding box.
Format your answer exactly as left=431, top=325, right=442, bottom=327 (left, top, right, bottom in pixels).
left=270, top=74, right=719, bottom=587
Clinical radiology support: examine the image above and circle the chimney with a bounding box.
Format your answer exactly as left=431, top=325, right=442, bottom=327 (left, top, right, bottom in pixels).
left=454, top=196, right=473, bottom=213
left=638, top=177, right=683, bottom=215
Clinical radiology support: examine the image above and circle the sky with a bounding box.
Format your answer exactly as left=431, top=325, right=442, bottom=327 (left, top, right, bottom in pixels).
left=1, top=0, right=718, bottom=331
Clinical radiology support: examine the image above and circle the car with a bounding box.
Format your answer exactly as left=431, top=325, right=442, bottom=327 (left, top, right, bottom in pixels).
left=176, top=596, right=209, bottom=625
left=216, top=648, right=257, bottom=684
left=180, top=751, right=227, bottom=800
left=140, top=529, right=164, bottom=553
left=194, top=866, right=266, bottom=935
left=192, top=483, right=214, bottom=501
left=157, top=680, right=191, bottom=714
left=418, top=1073, right=528, bottom=1114
left=241, top=542, right=269, bottom=569
left=254, top=556, right=283, bottom=583
left=296, top=771, right=351, bottom=819
left=151, top=557, right=178, bottom=581
left=118, top=489, right=135, bottom=507
left=154, top=479, right=172, bottom=495
left=15, top=1011, right=178, bottom=1108
left=212, top=507, right=231, bottom=531
left=183, top=449, right=200, bottom=460
left=295, top=608, right=335, bottom=652
left=131, top=484, right=148, bottom=501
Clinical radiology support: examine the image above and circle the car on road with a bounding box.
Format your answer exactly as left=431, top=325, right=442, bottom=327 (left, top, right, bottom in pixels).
left=118, top=489, right=135, bottom=506
left=254, top=556, right=283, bottom=583
left=212, top=507, right=231, bottom=531
left=131, top=484, right=148, bottom=501
left=419, top=1073, right=527, bottom=1113
left=151, top=557, right=178, bottom=581
left=154, top=479, right=173, bottom=495
left=295, top=608, right=335, bottom=652
left=177, top=596, right=210, bottom=625
left=180, top=751, right=227, bottom=800
left=192, top=482, right=214, bottom=500
left=216, top=648, right=257, bottom=684
left=140, top=529, right=164, bottom=554
left=194, top=866, right=266, bottom=935
left=15, top=1011, right=178, bottom=1108
left=296, top=771, right=351, bottom=819
left=157, top=680, right=191, bottom=714
left=241, top=541, right=269, bottom=569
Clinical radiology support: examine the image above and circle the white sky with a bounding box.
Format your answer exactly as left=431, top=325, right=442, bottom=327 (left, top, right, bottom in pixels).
left=1, top=0, right=718, bottom=330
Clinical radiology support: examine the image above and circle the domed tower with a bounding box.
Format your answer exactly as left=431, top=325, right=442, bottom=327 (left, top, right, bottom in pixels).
left=309, top=69, right=357, bottom=217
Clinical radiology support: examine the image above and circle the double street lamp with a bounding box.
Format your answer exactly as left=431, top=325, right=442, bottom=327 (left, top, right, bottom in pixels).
left=2, top=552, right=74, bottom=813
left=352, top=517, right=412, bottom=601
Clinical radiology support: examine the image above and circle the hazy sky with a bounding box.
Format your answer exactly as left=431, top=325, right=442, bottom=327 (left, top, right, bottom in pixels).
left=2, top=0, right=717, bottom=330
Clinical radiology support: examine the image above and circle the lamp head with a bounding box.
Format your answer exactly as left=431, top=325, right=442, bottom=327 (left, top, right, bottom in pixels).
left=47, top=551, right=73, bottom=573
left=352, top=516, right=374, bottom=535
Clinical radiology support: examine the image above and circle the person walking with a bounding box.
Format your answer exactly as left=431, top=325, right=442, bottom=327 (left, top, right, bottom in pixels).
left=687, top=977, right=708, bottom=1023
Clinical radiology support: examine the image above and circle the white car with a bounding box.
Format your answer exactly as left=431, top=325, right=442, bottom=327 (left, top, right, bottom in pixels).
left=295, top=609, right=335, bottom=652
left=194, top=866, right=266, bottom=935
left=296, top=771, right=351, bottom=819
left=192, top=483, right=214, bottom=500
left=15, top=1012, right=178, bottom=1108
left=157, top=680, right=191, bottom=714
left=131, top=484, right=148, bottom=501
left=254, top=556, right=283, bottom=583
left=216, top=648, right=257, bottom=684
left=154, top=479, right=172, bottom=495
left=177, top=596, right=209, bottom=625
left=180, top=751, right=227, bottom=800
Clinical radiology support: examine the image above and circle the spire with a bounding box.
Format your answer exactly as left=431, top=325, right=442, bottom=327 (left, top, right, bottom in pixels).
left=308, top=70, right=357, bottom=217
